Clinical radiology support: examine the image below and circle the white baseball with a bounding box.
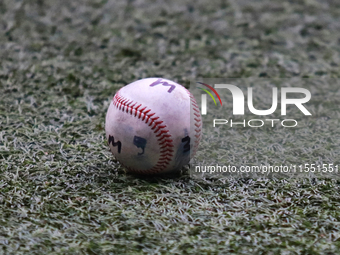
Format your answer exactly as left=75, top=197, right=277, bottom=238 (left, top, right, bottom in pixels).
left=105, top=77, right=202, bottom=175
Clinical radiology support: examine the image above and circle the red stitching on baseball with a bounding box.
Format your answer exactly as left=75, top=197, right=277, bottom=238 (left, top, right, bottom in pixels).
left=160, top=144, right=174, bottom=149
left=113, top=91, right=174, bottom=174
left=187, top=90, right=202, bottom=155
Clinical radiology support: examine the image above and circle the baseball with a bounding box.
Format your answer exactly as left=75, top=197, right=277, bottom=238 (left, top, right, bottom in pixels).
left=105, top=77, right=202, bottom=175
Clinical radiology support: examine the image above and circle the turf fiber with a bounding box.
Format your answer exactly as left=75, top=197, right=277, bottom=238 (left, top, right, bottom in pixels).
left=1, top=0, right=340, bottom=254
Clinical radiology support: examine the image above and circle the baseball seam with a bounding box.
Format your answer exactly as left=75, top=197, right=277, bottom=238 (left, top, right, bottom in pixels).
left=113, top=90, right=174, bottom=174
left=188, top=92, right=202, bottom=155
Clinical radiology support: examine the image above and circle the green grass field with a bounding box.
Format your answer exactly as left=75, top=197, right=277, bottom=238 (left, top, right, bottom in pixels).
left=1, top=0, right=340, bottom=254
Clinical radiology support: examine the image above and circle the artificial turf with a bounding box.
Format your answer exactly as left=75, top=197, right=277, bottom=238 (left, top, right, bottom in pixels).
left=1, top=0, right=340, bottom=254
